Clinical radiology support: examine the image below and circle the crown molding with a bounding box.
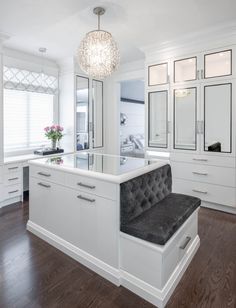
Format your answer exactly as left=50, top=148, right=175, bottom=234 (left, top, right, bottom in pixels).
left=141, top=21, right=236, bottom=60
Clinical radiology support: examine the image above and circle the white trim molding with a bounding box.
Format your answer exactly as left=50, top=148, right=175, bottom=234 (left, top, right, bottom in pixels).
left=27, top=220, right=121, bottom=286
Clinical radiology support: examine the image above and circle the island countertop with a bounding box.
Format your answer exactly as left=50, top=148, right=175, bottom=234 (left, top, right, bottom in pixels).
left=28, top=152, right=168, bottom=183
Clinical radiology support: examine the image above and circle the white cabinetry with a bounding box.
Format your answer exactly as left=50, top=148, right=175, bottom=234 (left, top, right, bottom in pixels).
left=29, top=166, right=119, bottom=270
left=146, top=45, right=236, bottom=212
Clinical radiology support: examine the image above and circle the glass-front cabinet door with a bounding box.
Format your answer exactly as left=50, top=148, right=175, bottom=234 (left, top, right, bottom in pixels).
left=148, top=63, right=168, bottom=86
left=148, top=90, right=168, bottom=148
left=174, top=87, right=197, bottom=151
left=204, top=82, right=232, bottom=153
left=174, top=57, right=197, bottom=83
left=92, top=79, right=103, bottom=148
left=204, top=49, right=232, bottom=79
left=76, top=76, right=89, bottom=151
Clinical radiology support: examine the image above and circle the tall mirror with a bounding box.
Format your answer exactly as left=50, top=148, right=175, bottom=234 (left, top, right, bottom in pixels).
left=92, top=80, right=103, bottom=148
left=76, top=76, right=89, bottom=151
left=204, top=83, right=232, bottom=153
left=174, top=87, right=197, bottom=150
left=148, top=90, right=168, bottom=148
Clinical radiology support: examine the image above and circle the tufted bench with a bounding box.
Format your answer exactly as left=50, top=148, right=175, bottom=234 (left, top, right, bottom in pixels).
left=120, top=164, right=201, bottom=245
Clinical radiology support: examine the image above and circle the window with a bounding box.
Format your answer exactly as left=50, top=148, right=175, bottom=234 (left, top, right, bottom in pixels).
left=4, top=90, right=54, bottom=152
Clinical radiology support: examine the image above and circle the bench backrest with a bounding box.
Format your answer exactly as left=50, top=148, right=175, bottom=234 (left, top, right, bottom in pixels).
left=120, top=164, right=172, bottom=226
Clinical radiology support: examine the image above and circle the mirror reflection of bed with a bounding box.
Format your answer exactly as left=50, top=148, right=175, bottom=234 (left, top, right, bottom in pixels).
left=119, top=79, right=145, bottom=158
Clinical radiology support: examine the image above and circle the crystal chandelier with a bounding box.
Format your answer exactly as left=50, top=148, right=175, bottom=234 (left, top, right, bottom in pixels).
left=76, top=7, right=120, bottom=79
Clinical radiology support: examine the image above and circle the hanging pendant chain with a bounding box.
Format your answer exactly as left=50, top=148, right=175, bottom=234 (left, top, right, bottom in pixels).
left=98, top=14, right=100, bottom=30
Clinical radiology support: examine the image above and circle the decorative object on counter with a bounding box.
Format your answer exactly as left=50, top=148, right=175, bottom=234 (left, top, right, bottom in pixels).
left=120, top=113, right=127, bottom=126
left=77, top=7, right=120, bottom=79
left=44, top=125, right=64, bottom=150
left=34, top=148, right=64, bottom=156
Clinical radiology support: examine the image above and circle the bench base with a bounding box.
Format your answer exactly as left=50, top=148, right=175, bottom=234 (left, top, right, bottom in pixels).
left=120, top=209, right=200, bottom=307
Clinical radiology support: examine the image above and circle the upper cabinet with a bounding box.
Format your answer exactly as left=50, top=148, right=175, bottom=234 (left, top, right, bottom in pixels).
left=148, top=62, right=168, bottom=86
left=174, top=57, right=197, bottom=83
left=204, top=49, right=232, bottom=79
left=146, top=45, right=235, bottom=155
left=76, top=75, right=104, bottom=151
left=148, top=90, right=168, bottom=148
left=204, top=82, right=232, bottom=153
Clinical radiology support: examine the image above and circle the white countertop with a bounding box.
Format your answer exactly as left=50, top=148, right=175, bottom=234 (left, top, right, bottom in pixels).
left=29, top=152, right=168, bottom=183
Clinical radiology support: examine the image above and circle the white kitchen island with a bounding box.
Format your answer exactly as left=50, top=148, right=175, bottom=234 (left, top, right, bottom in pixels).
left=27, top=152, right=199, bottom=308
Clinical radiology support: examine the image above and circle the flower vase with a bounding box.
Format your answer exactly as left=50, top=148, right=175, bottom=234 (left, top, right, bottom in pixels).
left=51, top=139, right=57, bottom=150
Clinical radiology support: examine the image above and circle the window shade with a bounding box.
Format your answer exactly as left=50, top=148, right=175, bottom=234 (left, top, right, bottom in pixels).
left=3, top=66, right=58, bottom=95
left=4, top=89, right=54, bottom=151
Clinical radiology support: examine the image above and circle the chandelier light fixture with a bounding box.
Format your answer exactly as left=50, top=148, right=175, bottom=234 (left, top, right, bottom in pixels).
left=76, top=7, right=120, bottom=79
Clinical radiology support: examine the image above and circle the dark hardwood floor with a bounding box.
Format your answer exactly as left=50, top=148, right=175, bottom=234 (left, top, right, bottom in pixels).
left=0, top=198, right=236, bottom=308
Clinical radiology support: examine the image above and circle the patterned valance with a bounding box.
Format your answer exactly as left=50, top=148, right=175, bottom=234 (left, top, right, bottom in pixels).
left=3, top=66, right=58, bottom=95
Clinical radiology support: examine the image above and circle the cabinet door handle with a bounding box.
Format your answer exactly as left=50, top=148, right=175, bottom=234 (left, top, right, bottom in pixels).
left=77, top=195, right=95, bottom=203
left=180, top=236, right=191, bottom=250
left=197, top=70, right=200, bottom=80
left=8, top=190, right=19, bottom=194
left=201, top=69, right=204, bottom=79
left=38, top=182, right=51, bottom=188
left=192, top=189, right=208, bottom=194
left=193, top=158, right=208, bottom=162
left=192, top=171, right=208, bottom=176
left=77, top=182, right=96, bottom=189
left=38, top=172, right=51, bottom=177
left=8, top=177, right=19, bottom=181
left=8, top=166, right=18, bottom=170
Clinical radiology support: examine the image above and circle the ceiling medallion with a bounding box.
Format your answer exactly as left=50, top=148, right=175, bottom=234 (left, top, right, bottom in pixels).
left=76, top=7, right=120, bottom=79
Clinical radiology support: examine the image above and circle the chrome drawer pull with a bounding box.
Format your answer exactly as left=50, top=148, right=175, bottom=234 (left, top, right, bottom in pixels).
left=192, top=189, right=208, bottom=194
left=38, top=182, right=51, bottom=188
left=193, top=158, right=208, bottom=162
left=77, top=182, right=96, bottom=189
left=38, top=172, right=51, bottom=177
left=8, top=166, right=18, bottom=170
left=77, top=195, right=95, bottom=203
left=180, top=236, right=191, bottom=250
left=192, top=171, right=208, bottom=176
left=8, top=190, right=19, bottom=194
left=8, top=177, right=19, bottom=181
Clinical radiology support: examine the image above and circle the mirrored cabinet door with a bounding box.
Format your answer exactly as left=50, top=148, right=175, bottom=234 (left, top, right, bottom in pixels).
left=174, top=57, right=197, bottom=83
left=76, top=76, right=89, bottom=151
left=148, top=63, right=168, bottom=86
left=92, top=80, right=103, bottom=148
left=204, top=83, right=232, bottom=153
left=204, top=50, right=232, bottom=79
left=174, top=87, right=197, bottom=150
left=148, top=90, right=168, bottom=148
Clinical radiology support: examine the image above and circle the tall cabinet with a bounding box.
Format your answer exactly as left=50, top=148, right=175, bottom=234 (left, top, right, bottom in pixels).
left=59, top=58, right=104, bottom=153
left=146, top=46, right=236, bottom=213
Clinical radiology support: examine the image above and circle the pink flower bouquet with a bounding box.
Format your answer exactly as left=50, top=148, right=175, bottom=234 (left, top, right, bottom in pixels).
left=44, top=125, right=64, bottom=149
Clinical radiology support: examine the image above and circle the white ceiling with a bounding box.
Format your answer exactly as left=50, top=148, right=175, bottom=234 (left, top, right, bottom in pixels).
left=0, top=0, right=236, bottom=63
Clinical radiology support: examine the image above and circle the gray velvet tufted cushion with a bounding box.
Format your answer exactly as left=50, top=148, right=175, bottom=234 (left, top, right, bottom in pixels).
left=120, top=164, right=172, bottom=226
left=121, top=193, right=200, bottom=245
left=120, top=164, right=201, bottom=245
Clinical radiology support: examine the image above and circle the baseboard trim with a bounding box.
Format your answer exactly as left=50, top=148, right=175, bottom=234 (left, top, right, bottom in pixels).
left=120, top=235, right=200, bottom=308
left=27, top=220, right=121, bottom=286
left=201, top=201, right=236, bottom=215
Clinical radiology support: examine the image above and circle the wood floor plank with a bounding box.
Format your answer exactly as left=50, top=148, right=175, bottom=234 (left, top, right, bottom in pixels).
left=0, top=199, right=236, bottom=308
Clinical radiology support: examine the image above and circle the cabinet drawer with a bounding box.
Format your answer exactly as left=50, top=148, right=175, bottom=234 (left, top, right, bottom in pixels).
left=162, top=210, right=198, bottom=286
left=173, top=178, right=236, bottom=208
left=0, top=166, right=3, bottom=183
left=4, top=163, right=21, bottom=174
left=66, top=173, right=117, bottom=201
left=30, top=165, right=65, bottom=186
left=171, top=153, right=235, bottom=168
left=171, top=161, right=236, bottom=187
left=4, top=184, right=21, bottom=199
left=4, top=172, right=21, bottom=186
